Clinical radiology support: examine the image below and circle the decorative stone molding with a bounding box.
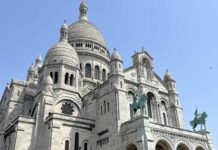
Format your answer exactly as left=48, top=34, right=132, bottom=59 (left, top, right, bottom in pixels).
left=151, top=127, right=208, bottom=149
left=97, top=137, right=109, bottom=147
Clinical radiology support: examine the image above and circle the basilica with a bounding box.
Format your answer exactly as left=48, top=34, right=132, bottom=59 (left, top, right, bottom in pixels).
left=0, top=1, right=215, bottom=150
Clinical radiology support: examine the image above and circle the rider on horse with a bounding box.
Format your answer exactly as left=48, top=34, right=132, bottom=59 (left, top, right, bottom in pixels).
left=194, top=108, right=201, bottom=120
left=190, top=108, right=207, bottom=131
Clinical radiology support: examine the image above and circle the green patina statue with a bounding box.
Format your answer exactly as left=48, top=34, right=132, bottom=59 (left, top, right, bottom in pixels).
left=190, top=108, right=207, bottom=131
left=130, top=94, right=147, bottom=118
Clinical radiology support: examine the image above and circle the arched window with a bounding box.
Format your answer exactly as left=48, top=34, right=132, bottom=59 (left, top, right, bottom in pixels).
left=74, top=132, right=79, bottom=150
left=147, top=92, right=154, bottom=118
left=127, top=144, right=137, bottom=150
left=95, top=66, right=100, bottom=80
left=142, top=58, right=152, bottom=80
left=65, top=73, right=69, bottom=84
left=70, top=74, right=74, bottom=86
left=107, top=102, right=110, bottom=112
left=50, top=72, right=53, bottom=79
left=161, top=101, right=167, bottom=111
left=102, top=69, right=106, bottom=82
left=128, top=91, right=135, bottom=102
left=120, top=81, right=123, bottom=88
left=147, top=98, right=152, bottom=118
left=65, top=140, right=69, bottom=150
left=17, top=90, right=20, bottom=96
left=84, top=142, right=88, bottom=150
left=54, top=72, right=58, bottom=84
left=104, top=101, right=106, bottom=114
left=163, top=113, right=167, bottom=125
left=85, top=64, right=91, bottom=78
left=80, top=63, right=82, bottom=70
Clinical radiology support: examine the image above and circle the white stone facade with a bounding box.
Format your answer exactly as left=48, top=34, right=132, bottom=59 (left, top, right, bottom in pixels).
left=0, top=1, right=215, bottom=150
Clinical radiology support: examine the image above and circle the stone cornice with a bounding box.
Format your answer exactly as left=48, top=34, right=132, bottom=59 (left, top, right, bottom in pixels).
left=124, top=79, right=139, bottom=87
left=151, top=127, right=208, bottom=142
left=46, top=113, right=95, bottom=126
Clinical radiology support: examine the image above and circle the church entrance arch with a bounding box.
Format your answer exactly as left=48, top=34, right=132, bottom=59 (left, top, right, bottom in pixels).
left=176, top=144, right=189, bottom=150
left=155, top=140, right=172, bottom=150
left=196, top=146, right=205, bottom=150
left=126, top=144, right=137, bottom=150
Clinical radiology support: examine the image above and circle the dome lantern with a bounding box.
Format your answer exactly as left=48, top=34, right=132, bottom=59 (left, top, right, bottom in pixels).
left=79, top=0, right=88, bottom=21
left=60, top=20, right=68, bottom=42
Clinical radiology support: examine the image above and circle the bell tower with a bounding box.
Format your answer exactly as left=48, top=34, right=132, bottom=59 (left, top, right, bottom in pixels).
left=164, top=70, right=184, bottom=128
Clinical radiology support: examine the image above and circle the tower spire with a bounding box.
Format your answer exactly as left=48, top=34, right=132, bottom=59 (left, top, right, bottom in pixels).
left=60, top=20, right=68, bottom=42
left=79, top=0, right=88, bottom=21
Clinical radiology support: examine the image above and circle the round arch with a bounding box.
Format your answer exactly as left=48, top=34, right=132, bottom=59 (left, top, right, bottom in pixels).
left=55, top=99, right=81, bottom=116
left=160, top=98, right=169, bottom=109
left=144, top=89, right=159, bottom=100
left=126, top=85, right=137, bottom=95
left=85, top=63, right=92, bottom=78
left=194, top=144, right=206, bottom=150
left=141, top=56, right=152, bottom=65
left=175, top=141, right=191, bottom=150
left=82, top=139, right=91, bottom=150
left=126, top=143, right=137, bottom=150
left=154, top=137, right=173, bottom=150
left=147, top=91, right=156, bottom=118
left=56, top=96, right=82, bottom=109
left=155, top=138, right=173, bottom=150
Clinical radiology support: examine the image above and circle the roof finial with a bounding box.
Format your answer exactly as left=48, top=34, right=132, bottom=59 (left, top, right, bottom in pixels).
left=79, top=0, right=88, bottom=21
left=36, top=54, right=42, bottom=62
left=142, top=47, right=146, bottom=52
left=60, top=20, right=68, bottom=42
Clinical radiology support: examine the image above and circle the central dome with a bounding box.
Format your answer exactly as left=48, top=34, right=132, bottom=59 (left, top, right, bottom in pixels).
left=68, top=20, right=106, bottom=47
left=68, top=1, right=106, bottom=47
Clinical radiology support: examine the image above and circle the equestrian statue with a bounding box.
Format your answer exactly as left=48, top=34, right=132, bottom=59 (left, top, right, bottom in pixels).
left=190, top=108, right=208, bottom=131
left=130, top=94, right=147, bottom=118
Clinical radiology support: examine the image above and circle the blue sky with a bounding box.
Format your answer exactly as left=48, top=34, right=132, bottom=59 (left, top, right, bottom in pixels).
left=0, top=0, right=217, bottom=147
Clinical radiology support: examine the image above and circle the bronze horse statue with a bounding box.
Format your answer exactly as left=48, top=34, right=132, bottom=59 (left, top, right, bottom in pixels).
left=130, top=94, right=147, bottom=118
left=190, top=109, right=207, bottom=131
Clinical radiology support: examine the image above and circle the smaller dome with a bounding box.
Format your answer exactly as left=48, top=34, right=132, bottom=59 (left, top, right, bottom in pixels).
left=164, top=70, right=174, bottom=81
left=111, top=49, right=122, bottom=61
left=44, top=21, right=80, bottom=67
left=43, top=75, right=53, bottom=85
left=45, top=41, right=79, bottom=66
